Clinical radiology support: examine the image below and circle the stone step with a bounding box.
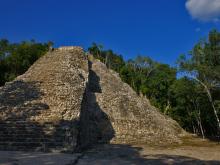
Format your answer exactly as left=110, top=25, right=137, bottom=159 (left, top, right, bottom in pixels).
left=0, top=137, right=64, bottom=143
left=0, top=133, right=67, bottom=138
left=0, top=125, right=51, bottom=128
left=0, top=133, right=65, bottom=138
left=0, top=122, right=62, bottom=126
left=0, top=126, right=57, bottom=130
left=1, top=118, right=55, bottom=122
left=0, top=142, right=64, bottom=147
left=0, top=129, right=67, bottom=134
left=0, top=123, right=65, bottom=128
left=0, top=142, right=64, bottom=151
left=0, top=129, right=67, bottom=135
left=0, top=124, right=69, bottom=128
left=0, top=135, right=64, bottom=140
left=0, top=135, right=66, bottom=140
left=0, top=121, right=60, bottom=125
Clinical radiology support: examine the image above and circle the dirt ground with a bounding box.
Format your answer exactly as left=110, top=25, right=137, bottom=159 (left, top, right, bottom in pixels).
left=77, top=137, right=220, bottom=165
left=0, top=151, right=81, bottom=165
left=0, top=137, right=220, bottom=165
left=76, top=144, right=220, bottom=165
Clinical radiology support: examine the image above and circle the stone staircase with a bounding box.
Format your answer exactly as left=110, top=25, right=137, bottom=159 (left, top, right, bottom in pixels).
left=0, top=117, right=73, bottom=151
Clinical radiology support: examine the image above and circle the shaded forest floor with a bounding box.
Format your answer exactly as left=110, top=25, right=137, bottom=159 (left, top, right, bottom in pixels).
left=1, top=136, right=220, bottom=165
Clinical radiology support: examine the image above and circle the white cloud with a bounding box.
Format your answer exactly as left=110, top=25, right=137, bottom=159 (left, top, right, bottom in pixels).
left=186, top=0, right=220, bottom=22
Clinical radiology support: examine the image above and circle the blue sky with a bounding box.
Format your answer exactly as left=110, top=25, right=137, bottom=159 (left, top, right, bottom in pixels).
left=0, top=0, right=219, bottom=65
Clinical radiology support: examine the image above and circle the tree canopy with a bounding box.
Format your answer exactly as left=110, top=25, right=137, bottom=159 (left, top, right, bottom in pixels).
left=0, top=39, right=51, bottom=86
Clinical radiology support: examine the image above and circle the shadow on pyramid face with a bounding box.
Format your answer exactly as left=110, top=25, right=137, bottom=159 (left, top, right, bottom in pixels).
left=0, top=80, right=47, bottom=120
left=0, top=81, right=49, bottom=151
left=0, top=80, right=79, bottom=152
left=77, top=60, right=115, bottom=150
left=88, top=69, right=102, bottom=93
left=88, top=60, right=102, bottom=93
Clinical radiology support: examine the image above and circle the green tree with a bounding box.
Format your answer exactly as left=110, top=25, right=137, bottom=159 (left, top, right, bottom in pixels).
left=144, top=63, right=176, bottom=112
left=178, top=29, right=220, bottom=135
left=0, top=39, right=49, bottom=86
left=169, top=77, right=207, bottom=138
left=88, top=42, right=103, bottom=60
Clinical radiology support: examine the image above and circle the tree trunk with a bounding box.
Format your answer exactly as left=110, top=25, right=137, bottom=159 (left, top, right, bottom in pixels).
left=198, top=110, right=205, bottom=139
left=195, top=109, right=205, bottom=139
left=186, top=107, right=196, bottom=134
left=164, top=100, right=171, bottom=115
left=205, top=86, right=220, bottom=134
left=105, top=54, right=108, bottom=66
left=194, top=77, right=220, bottom=134
left=192, top=122, right=196, bottom=134
left=193, top=100, right=205, bottom=139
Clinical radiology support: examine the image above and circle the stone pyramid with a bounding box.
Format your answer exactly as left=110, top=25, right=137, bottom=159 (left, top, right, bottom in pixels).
left=0, top=47, right=185, bottom=152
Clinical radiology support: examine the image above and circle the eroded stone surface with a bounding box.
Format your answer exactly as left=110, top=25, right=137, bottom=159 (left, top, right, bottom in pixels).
left=0, top=47, right=88, bottom=152
left=79, top=58, right=185, bottom=147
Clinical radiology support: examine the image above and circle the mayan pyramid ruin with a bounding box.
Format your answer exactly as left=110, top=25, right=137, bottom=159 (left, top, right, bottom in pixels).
left=0, top=47, right=185, bottom=152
